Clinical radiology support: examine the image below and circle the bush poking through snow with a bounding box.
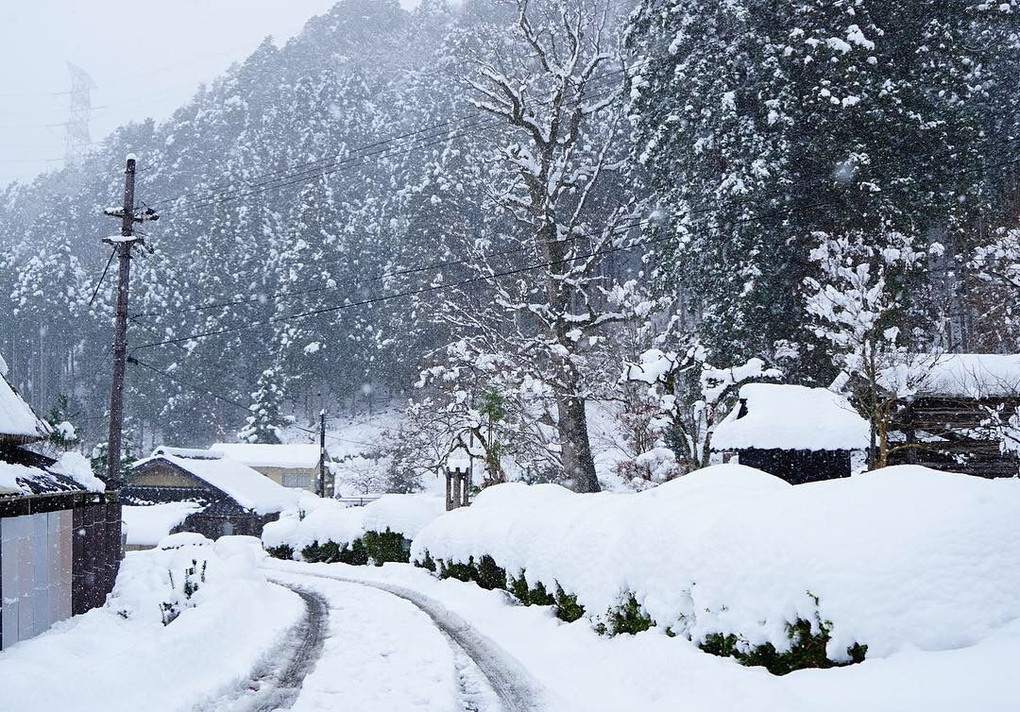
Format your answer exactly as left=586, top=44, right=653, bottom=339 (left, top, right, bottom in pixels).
left=700, top=605, right=868, bottom=676
left=159, top=558, right=207, bottom=626
left=594, top=594, right=653, bottom=636
left=270, top=529, right=413, bottom=567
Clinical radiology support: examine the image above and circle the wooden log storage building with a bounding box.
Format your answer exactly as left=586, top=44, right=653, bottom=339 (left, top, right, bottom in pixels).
left=884, top=354, right=1020, bottom=478
left=0, top=362, right=120, bottom=650
left=123, top=447, right=299, bottom=541
left=711, top=383, right=870, bottom=484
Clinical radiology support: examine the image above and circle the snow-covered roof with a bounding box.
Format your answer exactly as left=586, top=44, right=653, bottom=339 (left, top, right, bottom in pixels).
left=881, top=353, right=1020, bottom=399
left=210, top=442, right=322, bottom=469
left=132, top=450, right=299, bottom=515
left=0, top=370, right=50, bottom=443
left=0, top=460, right=87, bottom=497
left=712, top=383, right=870, bottom=452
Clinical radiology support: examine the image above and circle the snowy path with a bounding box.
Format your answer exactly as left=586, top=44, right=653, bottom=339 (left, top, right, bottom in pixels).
left=194, top=583, right=329, bottom=712
left=267, top=568, right=548, bottom=712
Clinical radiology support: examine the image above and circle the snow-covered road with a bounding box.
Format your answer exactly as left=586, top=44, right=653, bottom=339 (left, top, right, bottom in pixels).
left=194, top=583, right=329, bottom=712
left=267, top=568, right=544, bottom=712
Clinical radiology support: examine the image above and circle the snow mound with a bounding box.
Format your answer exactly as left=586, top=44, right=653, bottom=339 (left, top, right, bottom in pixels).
left=412, top=464, right=1020, bottom=659
left=123, top=502, right=204, bottom=548
left=262, top=494, right=444, bottom=554
left=0, top=535, right=302, bottom=712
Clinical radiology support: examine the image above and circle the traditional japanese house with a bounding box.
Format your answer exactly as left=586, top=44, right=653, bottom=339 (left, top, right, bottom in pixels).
left=211, top=442, right=333, bottom=495
left=711, top=383, right=870, bottom=484
left=123, top=447, right=299, bottom=541
left=0, top=362, right=119, bottom=650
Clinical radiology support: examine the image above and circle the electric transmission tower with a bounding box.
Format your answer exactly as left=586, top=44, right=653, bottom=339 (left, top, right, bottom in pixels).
left=65, top=62, right=95, bottom=169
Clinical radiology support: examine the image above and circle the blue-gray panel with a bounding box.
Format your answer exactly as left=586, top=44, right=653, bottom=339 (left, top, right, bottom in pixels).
left=47, top=512, right=63, bottom=629
left=58, top=509, right=73, bottom=622
left=16, top=516, right=35, bottom=642
left=32, top=513, right=50, bottom=636
left=1, top=518, right=19, bottom=648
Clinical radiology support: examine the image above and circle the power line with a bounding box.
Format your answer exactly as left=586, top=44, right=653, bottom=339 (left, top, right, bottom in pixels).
left=143, top=63, right=638, bottom=213
left=128, top=355, right=383, bottom=449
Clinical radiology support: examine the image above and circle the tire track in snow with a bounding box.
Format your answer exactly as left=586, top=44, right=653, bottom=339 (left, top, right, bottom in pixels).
left=270, top=569, right=549, bottom=712
left=192, top=583, right=328, bottom=712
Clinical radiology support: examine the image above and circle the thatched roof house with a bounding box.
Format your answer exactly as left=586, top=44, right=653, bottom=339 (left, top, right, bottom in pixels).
left=712, top=383, right=870, bottom=484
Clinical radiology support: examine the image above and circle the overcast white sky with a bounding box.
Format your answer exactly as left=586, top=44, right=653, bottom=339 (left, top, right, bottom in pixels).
left=0, top=1, right=413, bottom=186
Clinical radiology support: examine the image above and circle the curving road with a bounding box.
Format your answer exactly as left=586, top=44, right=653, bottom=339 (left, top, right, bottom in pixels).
left=193, top=583, right=329, bottom=712
left=266, top=568, right=551, bottom=712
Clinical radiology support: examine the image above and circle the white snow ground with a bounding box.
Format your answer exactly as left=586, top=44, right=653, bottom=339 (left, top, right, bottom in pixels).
left=0, top=536, right=303, bottom=712
left=266, top=559, right=1020, bottom=712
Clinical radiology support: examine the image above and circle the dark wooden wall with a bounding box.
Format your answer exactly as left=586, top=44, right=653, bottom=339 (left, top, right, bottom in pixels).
left=890, top=396, right=1020, bottom=478
left=737, top=448, right=853, bottom=485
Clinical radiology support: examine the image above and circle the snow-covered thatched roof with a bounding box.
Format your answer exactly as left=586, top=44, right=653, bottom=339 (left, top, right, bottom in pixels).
left=0, top=368, right=50, bottom=444
left=712, top=383, right=870, bottom=452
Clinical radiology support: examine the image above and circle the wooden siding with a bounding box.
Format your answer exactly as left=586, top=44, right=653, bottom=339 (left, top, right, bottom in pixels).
left=889, top=396, right=1020, bottom=478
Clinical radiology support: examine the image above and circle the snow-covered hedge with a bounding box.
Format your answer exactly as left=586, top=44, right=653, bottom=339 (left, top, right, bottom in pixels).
left=411, top=465, right=1020, bottom=671
left=262, top=494, right=444, bottom=565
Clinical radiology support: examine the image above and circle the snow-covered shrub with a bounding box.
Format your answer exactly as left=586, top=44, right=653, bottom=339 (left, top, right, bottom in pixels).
left=262, top=494, right=443, bottom=566
left=160, top=558, right=207, bottom=626
left=411, top=465, right=1020, bottom=671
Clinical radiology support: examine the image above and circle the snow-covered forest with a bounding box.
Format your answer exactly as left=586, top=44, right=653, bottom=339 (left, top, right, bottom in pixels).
left=1, top=0, right=1018, bottom=492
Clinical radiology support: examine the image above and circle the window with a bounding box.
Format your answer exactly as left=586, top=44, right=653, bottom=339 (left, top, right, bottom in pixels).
left=282, top=473, right=309, bottom=489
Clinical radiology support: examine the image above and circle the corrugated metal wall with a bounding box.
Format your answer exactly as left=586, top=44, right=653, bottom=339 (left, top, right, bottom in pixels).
left=0, top=510, right=73, bottom=648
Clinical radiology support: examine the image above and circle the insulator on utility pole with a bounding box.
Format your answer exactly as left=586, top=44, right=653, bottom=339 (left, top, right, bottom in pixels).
left=102, top=154, right=157, bottom=490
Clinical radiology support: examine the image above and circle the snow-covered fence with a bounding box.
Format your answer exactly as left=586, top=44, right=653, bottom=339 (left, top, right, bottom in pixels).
left=411, top=465, right=1020, bottom=672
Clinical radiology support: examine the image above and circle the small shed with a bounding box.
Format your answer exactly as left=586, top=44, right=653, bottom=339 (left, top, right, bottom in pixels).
left=711, top=383, right=870, bottom=484
left=123, top=447, right=299, bottom=541
left=1, top=365, right=119, bottom=650
left=210, top=442, right=333, bottom=495
left=883, top=354, right=1020, bottom=478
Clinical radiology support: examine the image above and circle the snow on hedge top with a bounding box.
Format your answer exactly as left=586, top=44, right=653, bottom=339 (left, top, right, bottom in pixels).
left=711, top=383, right=869, bottom=451
left=262, top=494, right=444, bottom=552
left=134, top=451, right=298, bottom=515
left=412, top=465, right=1020, bottom=660
left=211, top=442, right=321, bottom=469
left=0, top=371, right=50, bottom=442
left=881, top=353, right=1020, bottom=398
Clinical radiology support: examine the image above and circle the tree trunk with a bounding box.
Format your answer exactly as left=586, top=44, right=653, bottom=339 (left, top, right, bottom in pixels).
left=556, top=392, right=600, bottom=493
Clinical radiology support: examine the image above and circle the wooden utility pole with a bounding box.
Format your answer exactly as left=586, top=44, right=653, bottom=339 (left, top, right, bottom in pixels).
left=318, top=408, right=327, bottom=498
left=102, top=155, right=156, bottom=488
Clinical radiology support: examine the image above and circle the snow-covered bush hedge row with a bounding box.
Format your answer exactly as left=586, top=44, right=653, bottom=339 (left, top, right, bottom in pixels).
left=262, top=494, right=444, bottom=566
left=411, top=465, right=1020, bottom=673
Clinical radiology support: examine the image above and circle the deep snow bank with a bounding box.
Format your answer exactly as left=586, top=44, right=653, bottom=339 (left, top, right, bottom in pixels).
left=0, top=534, right=303, bottom=712
left=411, top=464, right=1020, bottom=660
left=263, top=493, right=444, bottom=557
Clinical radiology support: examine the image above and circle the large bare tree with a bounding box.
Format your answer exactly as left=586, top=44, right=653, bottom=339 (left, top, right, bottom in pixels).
left=431, top=0, right=640, bottom=492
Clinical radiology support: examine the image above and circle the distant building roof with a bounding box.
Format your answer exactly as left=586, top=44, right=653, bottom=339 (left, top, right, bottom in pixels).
left=210, top=442, right=322, bottom=469
left=712, top=383, right=870, bottom=452
left=132, top=448, right=299, bottom=515
left=0, top=370, right=50, bottom=444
